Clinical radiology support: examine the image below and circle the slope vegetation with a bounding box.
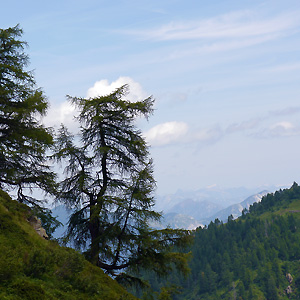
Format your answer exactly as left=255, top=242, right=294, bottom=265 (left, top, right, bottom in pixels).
left=0, top=190, right=136, bottom=300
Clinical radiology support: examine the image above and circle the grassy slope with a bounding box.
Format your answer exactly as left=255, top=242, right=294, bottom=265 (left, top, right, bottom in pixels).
left=0, top=190, right=137, bottom=300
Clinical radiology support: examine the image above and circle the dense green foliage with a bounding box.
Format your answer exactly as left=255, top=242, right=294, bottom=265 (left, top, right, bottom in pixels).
left=0, top=189, right=136, bottom=299
left=135, top=183, right=300, bottom=299
left=53, top=86, right=191, bottom=284
left=0, top=25, right=55, bottom=206
left=248, top=182, right=300, bottom=217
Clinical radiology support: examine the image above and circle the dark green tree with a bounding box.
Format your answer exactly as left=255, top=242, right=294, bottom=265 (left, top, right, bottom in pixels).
left=53, top=85, right=191, bottom=282
left=237, top=281, right=246, bottom=299
left=0, top=25, right=56, bottom=206
left=266, top=276, right=279, bottom=300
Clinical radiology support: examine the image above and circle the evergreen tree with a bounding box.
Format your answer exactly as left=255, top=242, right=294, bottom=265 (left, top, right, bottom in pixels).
left=0, top=25, right=55, bottom=206
left=53, top=85, right=191, bottom=283
left=266, top=276, right=279, bottom=300
left=237, top=281, right=246, bottom=299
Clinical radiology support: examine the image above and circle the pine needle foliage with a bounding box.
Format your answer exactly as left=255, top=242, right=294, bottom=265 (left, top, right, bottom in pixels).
left=53, top=85, right=191, bottom=283
left=0, top=25, right=56, bottom=206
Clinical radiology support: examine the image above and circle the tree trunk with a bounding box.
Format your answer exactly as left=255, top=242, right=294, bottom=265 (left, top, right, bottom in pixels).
left=89, top=202, right=101, bottom=265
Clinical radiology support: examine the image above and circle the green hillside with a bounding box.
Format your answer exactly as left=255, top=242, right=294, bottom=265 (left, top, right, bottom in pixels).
left=135, top=183, right=300, bottom=299
left=0, top=189, right=136, bottom=300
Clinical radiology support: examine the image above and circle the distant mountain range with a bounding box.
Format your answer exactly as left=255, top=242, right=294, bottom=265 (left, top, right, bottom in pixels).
left=203, top=190, right=269, bottom=224
left=151, top=212, right=204, bottom=230
left=164, top=198, right=223, bottom=220
left=52, top=186, right=282, bottom=234
left=153, top=187, right=277, bottom=229
left=155, top=185, right=279, bottom=211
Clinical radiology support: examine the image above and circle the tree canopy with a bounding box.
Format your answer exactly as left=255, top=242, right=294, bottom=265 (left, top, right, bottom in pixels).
left=0, top=25, right=55, bottom=206
left=53, top=85, right=191, bottom=283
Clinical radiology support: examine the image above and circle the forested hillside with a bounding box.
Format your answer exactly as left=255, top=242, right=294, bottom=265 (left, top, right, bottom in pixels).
left=134, top=183, right=300, bottom=299
left=0, top=190, right=136, bottom=300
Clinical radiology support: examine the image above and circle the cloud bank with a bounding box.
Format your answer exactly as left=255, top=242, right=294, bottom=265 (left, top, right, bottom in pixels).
left=43, top=101, right=78, bottom=131
left=144, top=121, right=224, bottom=147
left=129, top=10, right=300, bottom=41
left=119, top=10, right=300, bottom=62
left=145, top=108, right=300, bottom=148
left=86, top=76, right=148, bottom=102
left=144, top=121, right=189, bottom=146
left=44, top=77, right=148, bottom=132
left=255, top=121, right=300, bottom=138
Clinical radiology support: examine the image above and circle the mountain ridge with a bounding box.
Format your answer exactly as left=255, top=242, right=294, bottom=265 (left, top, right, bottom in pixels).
left=53, top=188, right=272, bottom=232
left=153, top=189, right=271, bottom=229
left=203, top=190, right=269, bottom=224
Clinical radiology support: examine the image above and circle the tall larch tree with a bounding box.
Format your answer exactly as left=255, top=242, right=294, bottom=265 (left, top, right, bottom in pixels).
left=53, top=85, right=191, bottom=284
left=0, top=25, right=56, bottom=206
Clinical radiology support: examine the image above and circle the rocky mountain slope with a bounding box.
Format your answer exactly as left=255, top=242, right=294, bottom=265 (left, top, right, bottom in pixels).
left=203, top=190, right=269, bottom=224
left=151, top=212, right=203, bottom=230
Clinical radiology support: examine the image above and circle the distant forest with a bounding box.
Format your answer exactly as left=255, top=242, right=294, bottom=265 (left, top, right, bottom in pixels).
left=133, top=182, right=300, bottom=299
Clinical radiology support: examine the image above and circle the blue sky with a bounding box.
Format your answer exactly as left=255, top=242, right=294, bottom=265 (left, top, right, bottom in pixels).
left=3, top=0, right=300, bottom=194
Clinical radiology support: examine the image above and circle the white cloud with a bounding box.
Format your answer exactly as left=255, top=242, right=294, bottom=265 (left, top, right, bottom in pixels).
left=144, top=121, right=189, bottom=146
left=161, top=33, right=282, bottom=62
left=44, top=77, right=149, bottom=133
left=271, top=121, right=294, bottom=130
left=43, top=101, right=79, bottom=132
left=144, top=111, right=300, bottom=148
left=254, top=121, right=300, bottom=138
left=125, top=10, right=300, bottom=41
left=269, top=121, right=296, bottom=137
left=86, top=76, right=148, bottom=102
left=226, top=118, right=262, bottom=134
left=115, top=10, right=300, bottom=65
left=193, top=125, right=223, bottom=144
left=144, top=122, right=225, bottom=147
left=224, top=109, right=300, bottom=139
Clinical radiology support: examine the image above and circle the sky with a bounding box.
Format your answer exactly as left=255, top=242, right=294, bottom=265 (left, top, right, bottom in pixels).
left=2, top=0, right=300, bottom=195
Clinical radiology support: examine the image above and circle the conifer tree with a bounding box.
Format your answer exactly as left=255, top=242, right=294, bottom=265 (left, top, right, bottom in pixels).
left=53, top=85, right=191, bottom=283
left=0, top=25, right=55, bottom=206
